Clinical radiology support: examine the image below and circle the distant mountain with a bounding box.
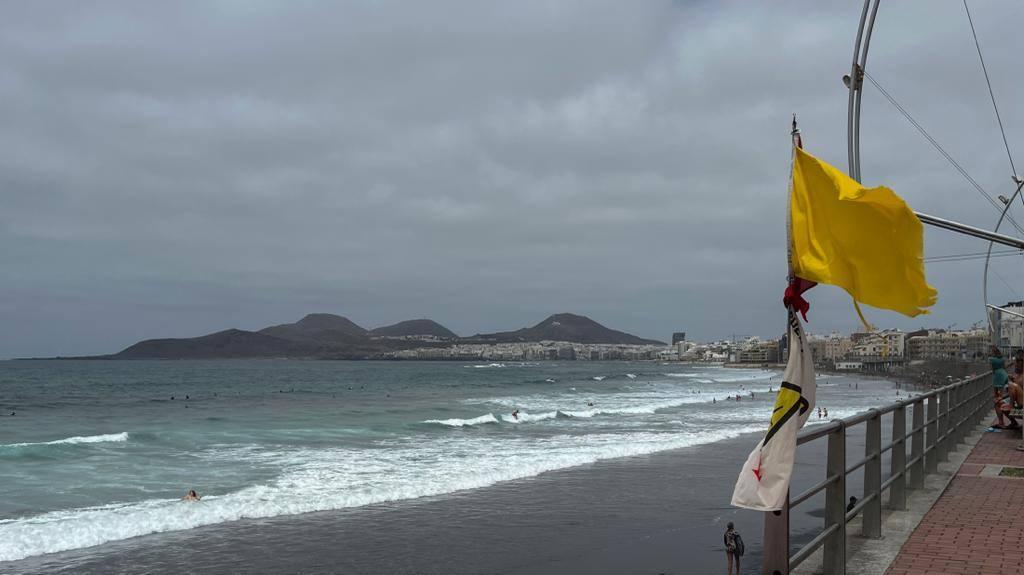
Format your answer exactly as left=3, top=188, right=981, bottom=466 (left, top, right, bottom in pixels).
left=472, top=313, right=664, bottom=345
left=369, top=319, right=457, bottom=339
left=97, top=311, right=661, bottom=360
left=259, top=313, right=368, bottom=345
left=114, top=329, right=322, bottom=359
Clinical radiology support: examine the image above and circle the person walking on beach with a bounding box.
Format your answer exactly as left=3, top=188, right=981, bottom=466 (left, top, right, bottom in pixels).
left=724, top=522, right=741, bottom=575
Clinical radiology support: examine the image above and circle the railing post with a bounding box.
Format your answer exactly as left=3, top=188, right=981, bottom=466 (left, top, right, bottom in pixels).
left=910, top=399, right=925, bottom=489
left=954, top=384, right=965, bottom=446
left=763, top=494, right=790, bottom=575
left=937, top=388, right=949, bottom=462
left=824, top=423, right=847, bottom=574
left=863, top=410, right=882, bottom=538
left=925, top=395, right=938, bottom=473
left=890, top=404, right=907, bottom=510
left=980, top=377, right=992, bottom=423
left=978, top=378, right=989, bottom=426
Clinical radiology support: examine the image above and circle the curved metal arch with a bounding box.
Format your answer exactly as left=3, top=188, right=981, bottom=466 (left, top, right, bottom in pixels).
left=983, top=180, right=1024, bottom=335
left=847, top=0, right=881, bottom=183
left=845, top=0, right=1020, bottom=340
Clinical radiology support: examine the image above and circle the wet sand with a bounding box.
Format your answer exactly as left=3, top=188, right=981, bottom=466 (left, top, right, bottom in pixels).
left=2, top=425, right=874, bottom=575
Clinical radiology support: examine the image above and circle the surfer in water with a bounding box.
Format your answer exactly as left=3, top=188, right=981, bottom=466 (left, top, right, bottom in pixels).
left=182, top=489, right=201, bottom=502
left=512, top=409, right=520, bottom=420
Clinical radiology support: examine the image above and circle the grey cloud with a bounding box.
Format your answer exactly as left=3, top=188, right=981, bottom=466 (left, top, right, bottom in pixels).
left=2, top=0, right=1023, bottom=357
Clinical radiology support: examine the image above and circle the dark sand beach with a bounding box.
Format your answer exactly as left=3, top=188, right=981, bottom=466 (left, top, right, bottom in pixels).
left=3, top=425, right=876, bottom=575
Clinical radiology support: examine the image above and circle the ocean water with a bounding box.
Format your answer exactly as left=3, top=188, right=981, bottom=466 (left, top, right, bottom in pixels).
left=0, top=360, right=898, bottom=566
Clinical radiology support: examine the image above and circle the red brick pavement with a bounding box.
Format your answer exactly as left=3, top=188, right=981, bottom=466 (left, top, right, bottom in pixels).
left=885, top=429, right=1024, bottom=575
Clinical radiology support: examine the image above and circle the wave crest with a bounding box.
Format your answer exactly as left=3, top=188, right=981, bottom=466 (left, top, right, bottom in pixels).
left=422, top=414, right=499, bottom=427
left=2, top=432, right=129, bottom=449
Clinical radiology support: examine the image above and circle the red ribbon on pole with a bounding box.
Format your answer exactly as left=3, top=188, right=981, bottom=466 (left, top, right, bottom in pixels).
left=783, top=276, right=816, bottom=321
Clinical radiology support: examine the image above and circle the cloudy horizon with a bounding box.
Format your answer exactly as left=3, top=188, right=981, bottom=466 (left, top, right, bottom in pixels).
left=3, top=0, right=1024, bottom=358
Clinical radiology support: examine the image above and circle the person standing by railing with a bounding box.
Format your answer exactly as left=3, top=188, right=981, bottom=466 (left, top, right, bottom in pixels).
left=989, top=346, right=1010, bottom=429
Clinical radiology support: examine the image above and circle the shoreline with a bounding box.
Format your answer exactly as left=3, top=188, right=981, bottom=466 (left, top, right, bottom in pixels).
left=2, top=419, right=875, bottom=575
left=1, top=366, right=891, bottom=575
left=0, top=431, right=774, bottom=574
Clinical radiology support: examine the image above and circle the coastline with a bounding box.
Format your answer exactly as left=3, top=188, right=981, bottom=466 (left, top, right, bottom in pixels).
left=2, top=424, right=869, bottom=575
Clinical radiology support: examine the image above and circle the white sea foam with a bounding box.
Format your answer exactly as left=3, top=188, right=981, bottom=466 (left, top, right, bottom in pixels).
left=480, top=383, right=780, bottom=417
left=0, top=425, right=766, bottom=562
left=665, top=370, right=776, bottom=383
left=625, top=373, right=637, bottom=379
left=466, top=363, right=505, bottom=368
left=709, top=371, right=775, bottom=383
left=592, top=376, right=606, bottom=381
left=422, top=414, right=499, bottom=427
left=3, top=432, right=129, bottom=448
left=499, top=411, right=559, bottom=423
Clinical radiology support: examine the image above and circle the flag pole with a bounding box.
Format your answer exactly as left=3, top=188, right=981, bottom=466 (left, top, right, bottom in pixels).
left=761, top=118, right=800, bottom=575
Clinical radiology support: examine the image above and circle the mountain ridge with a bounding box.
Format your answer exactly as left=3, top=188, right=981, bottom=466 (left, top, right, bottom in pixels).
left=469, top=313, right=664, bottom=346
left=94, top=312, right=664, bottom=360
left=369, top=319, right=458, bottom=339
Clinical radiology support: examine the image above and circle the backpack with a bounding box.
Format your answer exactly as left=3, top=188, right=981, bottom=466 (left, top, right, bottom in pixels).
left=733, top=532, right=745, bottom=557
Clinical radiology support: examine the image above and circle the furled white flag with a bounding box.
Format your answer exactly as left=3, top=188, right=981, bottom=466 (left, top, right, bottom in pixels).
left=731, top=311, right=816, bottom=511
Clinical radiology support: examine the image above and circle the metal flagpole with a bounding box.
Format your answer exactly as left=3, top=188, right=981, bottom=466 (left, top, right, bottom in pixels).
left=760, top=118, right=802, bottom=575
left=917, top=210, right=1024, bottom=250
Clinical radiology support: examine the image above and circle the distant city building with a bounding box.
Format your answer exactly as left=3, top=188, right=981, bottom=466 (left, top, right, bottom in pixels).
left=671, top=332, right=687, bottom=345
left=852, top=329, right=904, bottom=358
left=993, top=301, right=1024, bottom=356
left=905, top=329, right=987, bottom=361
left=737, top=338, right=779, bottom=364
left=824, top=332, right=853, bottom=361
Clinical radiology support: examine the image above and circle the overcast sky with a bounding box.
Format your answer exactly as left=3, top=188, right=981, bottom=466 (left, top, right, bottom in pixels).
left=3, top=0, right=1024, bottom=357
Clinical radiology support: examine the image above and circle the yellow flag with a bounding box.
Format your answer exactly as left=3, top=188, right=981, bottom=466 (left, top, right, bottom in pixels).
left=790, top=148, right=937, bottom=317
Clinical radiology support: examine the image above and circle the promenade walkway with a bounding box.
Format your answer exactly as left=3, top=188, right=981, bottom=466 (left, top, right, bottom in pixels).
left=885, top=427, right=1024, bottom=575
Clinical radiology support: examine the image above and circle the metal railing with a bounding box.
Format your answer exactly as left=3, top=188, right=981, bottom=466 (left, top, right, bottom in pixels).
left=761, top=373, right=992, bottom=575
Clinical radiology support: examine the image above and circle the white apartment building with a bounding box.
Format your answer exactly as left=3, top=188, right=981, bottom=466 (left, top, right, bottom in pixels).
left=905, top=329, right=988, bottom=360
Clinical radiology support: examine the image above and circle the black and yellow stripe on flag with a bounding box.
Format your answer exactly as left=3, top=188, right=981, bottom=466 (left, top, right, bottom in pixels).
left=731, top=312, right=816, bottom=511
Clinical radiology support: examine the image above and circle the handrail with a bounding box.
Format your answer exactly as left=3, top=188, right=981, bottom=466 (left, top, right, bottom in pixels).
left=763, top=372, right=992, bottom=574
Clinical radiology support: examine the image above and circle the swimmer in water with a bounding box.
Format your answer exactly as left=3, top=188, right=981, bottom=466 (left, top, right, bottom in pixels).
left=182, top=489, right=201, bottom=502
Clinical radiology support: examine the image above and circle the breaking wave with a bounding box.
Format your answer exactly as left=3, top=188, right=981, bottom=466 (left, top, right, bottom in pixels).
left=499, top=411, right=562, bottom=423
left=422, top=414, right=499, bottom=427
left=0, top=425, right=766, bottom=563
left=2, top=432, right=130, bottom=449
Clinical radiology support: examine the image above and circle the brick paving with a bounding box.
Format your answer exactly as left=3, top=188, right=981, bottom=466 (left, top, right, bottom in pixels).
left=885, top=428, right=1024, bottom=575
